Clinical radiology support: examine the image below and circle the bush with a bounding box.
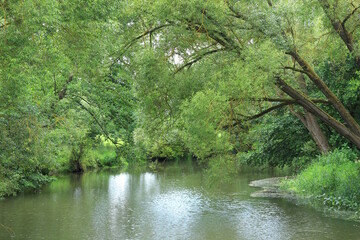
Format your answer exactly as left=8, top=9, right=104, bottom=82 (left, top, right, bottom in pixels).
left=284, top=148, right=360, bottom=210
left=244, top=114, right=318, bottom=168
left=0, top=166, right=53, bottom=198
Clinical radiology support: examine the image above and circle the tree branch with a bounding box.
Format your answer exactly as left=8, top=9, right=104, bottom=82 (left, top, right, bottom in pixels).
left=234, top=97, right=329, bottom=121
left=225, top=0, right=247, bottom=20
left=232, top=97, right=329, bottom=104
left=203, top=10, right=242, bottom=52
left=132, top=24, right=172, bottom=42
left=276, top=76, right=360, bottom=148
left=174, top=48, right=224, bottom=74
left=342, top=5, right=360, bottom=26
left=75, top=100, right=119, bottom=149
left=241, top=102, right=289, bottom=120
left=284, top=66, right=308, bottom=74
left=58, top=74, right=73, bottom=100
left=112, top=23, right=172, bottom=65
left=286, top=50, right=360, bottom=136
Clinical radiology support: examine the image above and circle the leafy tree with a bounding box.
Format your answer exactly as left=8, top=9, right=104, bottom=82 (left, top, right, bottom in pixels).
left=0, top=0, right=136, bottom=196
left=120, top=0, right=360, bottom=159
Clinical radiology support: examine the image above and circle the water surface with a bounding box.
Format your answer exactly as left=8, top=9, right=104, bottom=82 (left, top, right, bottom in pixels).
left=0, top=162, right=359, bottom=240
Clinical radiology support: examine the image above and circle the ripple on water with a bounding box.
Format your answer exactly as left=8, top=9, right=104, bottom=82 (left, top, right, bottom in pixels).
left=142, top=189, right=207, bottom=240
left=1, top=169, right=360, bottom=240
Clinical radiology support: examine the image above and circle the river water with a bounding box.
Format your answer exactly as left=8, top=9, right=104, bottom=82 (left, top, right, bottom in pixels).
left=0, top=162, right=359, bottom=240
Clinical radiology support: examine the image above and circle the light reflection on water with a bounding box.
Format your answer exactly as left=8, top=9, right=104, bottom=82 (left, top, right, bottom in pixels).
left=235, top=201, right=289, bottom=240
left=147, top=189, right=205, bottom=239
left=0, top=165, right=360, bottom=240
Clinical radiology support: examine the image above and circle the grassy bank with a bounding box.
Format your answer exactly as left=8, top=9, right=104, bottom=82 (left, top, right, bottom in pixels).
left=282, top=148, right=360, bottom=212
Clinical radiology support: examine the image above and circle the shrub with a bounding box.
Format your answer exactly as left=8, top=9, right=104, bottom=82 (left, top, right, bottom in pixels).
left=284, top=147, right=360, bottom=210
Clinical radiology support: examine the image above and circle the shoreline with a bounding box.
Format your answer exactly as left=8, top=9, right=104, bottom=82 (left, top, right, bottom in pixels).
left=249, top=177, right=295, bottom=199
left=249, top=177, right=360, bottom=222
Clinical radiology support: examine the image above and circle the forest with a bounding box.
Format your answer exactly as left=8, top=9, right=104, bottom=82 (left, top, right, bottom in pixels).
left=1, top=0, right=360, bottom=212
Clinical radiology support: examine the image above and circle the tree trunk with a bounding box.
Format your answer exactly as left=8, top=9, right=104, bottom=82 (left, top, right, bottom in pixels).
left=318, top=0, right=360, bottom=68
left=276, top=77, right=360, bottom=149
left=290, top=74, right=330, bottom=153
left=287, top=50, right=360, bottom=137
left=304, top=112, right=330, bottom=152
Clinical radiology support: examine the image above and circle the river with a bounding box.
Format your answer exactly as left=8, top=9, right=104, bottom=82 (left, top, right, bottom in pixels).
left=0, top=161, right=359, bottom=240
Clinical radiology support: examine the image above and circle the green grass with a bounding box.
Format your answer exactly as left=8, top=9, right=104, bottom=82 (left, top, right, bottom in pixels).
left=283, top=148, right=360, bottom=210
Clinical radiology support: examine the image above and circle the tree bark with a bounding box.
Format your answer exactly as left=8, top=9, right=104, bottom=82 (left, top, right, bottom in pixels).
left=290, top=74, right=330, bottom=153
left=287, top=50, right=360, bottom=137
left=276, top=77, right=360, bottom=149
left=318, top=0, right=360, bottom=68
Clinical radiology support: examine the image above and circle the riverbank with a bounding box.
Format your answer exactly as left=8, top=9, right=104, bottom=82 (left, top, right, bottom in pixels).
left=249, top=176, right=360, bottom=222
left=0, top=160, right=145, bottom=200
left=249, top=177, right=294, bottom=199
left=2, top=163, right=360, bottom=239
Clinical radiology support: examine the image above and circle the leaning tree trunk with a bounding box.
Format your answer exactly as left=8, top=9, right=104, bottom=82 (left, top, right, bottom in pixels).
left=284, top=0, right=360, bottom=150
left=290, top=74, right=330, bottom=153
left=287, top=50, right=360, bottom=137
left=276, top=77, right=360, bottom=149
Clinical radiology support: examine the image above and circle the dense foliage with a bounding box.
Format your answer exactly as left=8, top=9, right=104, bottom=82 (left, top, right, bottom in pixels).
left=284, top=148, right=360, bottom=210
left=124, top=0, right=360, bottom=180
left=1, top=0, right=360, bottom=204
left=0, top=0, right=135, bottom=197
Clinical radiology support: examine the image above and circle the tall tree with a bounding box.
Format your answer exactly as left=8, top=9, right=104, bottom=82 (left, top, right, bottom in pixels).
left=120, top=0, right=360, bottom=151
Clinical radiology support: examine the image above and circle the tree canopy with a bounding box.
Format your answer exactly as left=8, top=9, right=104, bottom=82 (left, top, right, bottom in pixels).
left=122, top=0, right=360, bottom=156
left=1, top=0, right=360, bottom=196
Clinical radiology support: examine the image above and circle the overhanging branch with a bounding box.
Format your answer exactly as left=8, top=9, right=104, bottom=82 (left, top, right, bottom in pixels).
left=75, top=100, right=119, bottom=149
left=174, top=48, right=225, bottom=74
left=231, top=97, right=329, bottom=104
left=230, top=96, right=330, bottom=123
left=275, top=76, right=360, bottom=148
left=112, top=23, right=173, bottom=65
left=342, top=5, right=360, bottom=26
left=241, top=102, right=289, bottom=120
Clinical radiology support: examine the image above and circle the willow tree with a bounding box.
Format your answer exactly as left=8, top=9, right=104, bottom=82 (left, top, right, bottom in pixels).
left=0, top=0, right=136, bottom=195
left=119, top=0, right=360, bottom=153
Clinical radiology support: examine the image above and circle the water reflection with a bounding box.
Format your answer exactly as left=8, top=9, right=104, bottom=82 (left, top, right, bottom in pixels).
left=147, top=189, right=204, bottom=239
left=109, top=173, right=129, bottom=208
left=235, top=201, right=289, bottom=240
left=140, top=172, right=158, bottom=195
left=0, top=165, right=360, bottom=240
